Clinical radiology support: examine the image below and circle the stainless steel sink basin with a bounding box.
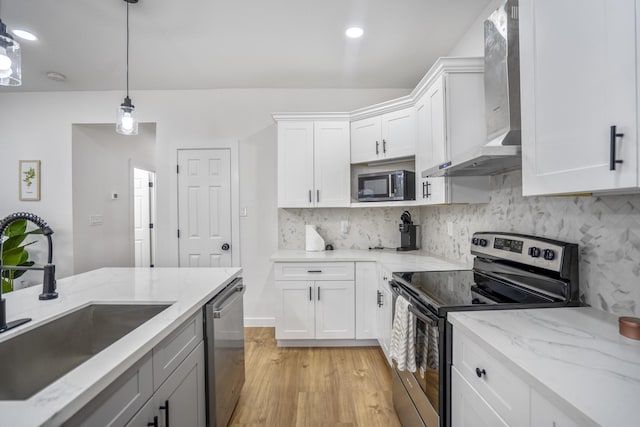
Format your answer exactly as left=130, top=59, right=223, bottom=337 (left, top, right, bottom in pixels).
left=0, top=303, right=170, bottom=400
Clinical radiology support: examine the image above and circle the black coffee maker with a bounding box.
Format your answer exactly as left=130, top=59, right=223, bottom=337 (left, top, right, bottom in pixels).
left=397, top=211, right=419, bottom=251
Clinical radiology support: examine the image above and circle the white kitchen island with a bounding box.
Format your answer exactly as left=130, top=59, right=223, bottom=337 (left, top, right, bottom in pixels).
left=0, top=267, right=241, bottom=427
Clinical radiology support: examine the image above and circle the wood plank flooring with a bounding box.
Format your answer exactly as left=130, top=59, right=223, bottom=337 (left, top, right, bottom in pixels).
left=229, top=328, right=401, bottom=426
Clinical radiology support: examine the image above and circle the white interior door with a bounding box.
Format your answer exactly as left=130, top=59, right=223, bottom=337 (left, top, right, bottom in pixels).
left=133, top=168, right=151, bottom=267
left=177, top=149, right=232, bottom=267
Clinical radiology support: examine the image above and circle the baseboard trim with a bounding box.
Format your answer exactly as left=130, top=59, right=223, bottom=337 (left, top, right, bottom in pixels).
left=244, top=317, right=275, bottom=327
left=276, top=339, right=379, bottom=348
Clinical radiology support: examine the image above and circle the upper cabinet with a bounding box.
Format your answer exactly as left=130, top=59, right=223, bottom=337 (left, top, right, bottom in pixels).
left=415, top=58, right=490, bottom=205
left=350, top=107, right=416, bottom=164
left=277, top=119, right=351, bottom=208
left=520, top=0, right=639, bottom=196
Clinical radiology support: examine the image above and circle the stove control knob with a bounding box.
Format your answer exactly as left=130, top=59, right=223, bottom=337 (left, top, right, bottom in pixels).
left=528, top=247, right=541, bottom=258
left=471, top=237, right=479, bottom=245
left=543, top=249, right=556, bottom=261
left=478, top=239, right=488, bottom=247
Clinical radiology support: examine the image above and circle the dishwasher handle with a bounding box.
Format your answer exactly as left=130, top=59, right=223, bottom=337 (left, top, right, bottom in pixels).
left=209, top=278, right=245, bottom=319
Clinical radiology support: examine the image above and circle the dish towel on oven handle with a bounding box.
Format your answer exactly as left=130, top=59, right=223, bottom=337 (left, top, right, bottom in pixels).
left=390, top=295, right=416, bottom=372
left=419, top=323, right=440, bottom=375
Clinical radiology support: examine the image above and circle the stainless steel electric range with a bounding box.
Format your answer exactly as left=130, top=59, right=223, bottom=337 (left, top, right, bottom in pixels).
left=389, top=232, right=580, bottom=427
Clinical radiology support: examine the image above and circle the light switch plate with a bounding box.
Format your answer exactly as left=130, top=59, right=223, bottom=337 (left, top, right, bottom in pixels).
left=447, top=221, right=453, bottom=236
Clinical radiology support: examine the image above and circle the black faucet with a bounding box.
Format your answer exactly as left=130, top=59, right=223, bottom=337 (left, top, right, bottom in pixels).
left=0, top=212, right=58, bottom=333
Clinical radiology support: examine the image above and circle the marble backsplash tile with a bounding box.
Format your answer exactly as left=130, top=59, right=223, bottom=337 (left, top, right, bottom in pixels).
left=278, top=170, right=640, bottom=316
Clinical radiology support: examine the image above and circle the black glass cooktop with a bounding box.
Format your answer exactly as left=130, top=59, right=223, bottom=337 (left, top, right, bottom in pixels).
left=392, top=270, right=476, bottom=309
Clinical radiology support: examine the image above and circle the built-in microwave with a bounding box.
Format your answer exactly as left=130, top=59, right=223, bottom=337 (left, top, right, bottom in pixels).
left=357, top=170, right=415, bottom=202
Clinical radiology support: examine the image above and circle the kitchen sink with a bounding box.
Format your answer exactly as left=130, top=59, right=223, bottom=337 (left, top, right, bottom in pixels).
left=0, top=303, right=170, bottom=400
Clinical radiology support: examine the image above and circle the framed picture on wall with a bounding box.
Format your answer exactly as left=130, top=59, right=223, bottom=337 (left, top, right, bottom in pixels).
left=19, top=160, right=41, bottom=201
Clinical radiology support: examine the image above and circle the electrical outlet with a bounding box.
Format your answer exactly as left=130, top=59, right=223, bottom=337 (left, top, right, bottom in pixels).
left=88, top=215, right=103, bottom=226
left=341, top=220, right=349, bottom=234
left=240, top=207, right=248, bottom=217
left=447, top=221, right=454, bottom=236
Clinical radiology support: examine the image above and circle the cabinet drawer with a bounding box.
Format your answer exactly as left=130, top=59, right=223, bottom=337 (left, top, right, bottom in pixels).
left=453, top=329, right=529, bottom=427
left=451, top=366, right=508, bottom=427
left=67, top=353, right=153, bottom=427
left=153, top=311, right=203, bottom=390
left=531, top=389, right=582, bottom=427
left=274, top=262, right=355, bottom=281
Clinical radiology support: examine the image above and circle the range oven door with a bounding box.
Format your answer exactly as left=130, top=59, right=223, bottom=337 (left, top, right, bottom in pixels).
left=391, top=281, right=443, bottom=427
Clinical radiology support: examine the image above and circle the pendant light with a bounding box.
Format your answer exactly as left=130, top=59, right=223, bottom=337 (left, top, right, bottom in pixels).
left=116, top=0, right=138, bottom=135
left=0, top=1, right=21, bottom=86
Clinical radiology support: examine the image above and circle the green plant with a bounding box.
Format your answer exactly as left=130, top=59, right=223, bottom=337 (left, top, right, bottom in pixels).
left=1, top=219, right=41, bottom=293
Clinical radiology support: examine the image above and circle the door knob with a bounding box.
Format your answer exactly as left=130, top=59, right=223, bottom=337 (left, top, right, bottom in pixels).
left=221, top=243, right=230, bottom=251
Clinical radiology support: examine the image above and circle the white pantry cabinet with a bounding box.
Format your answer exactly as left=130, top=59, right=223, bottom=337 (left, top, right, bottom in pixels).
left=274, top=262, right=355, bottom=341
left=520, top=0, right=640, bottom=196
left=414, top=60, right=489, bottom=205
left=350, top=107, right=416, bottom=164
left=277, top=120, right=350, bottom=208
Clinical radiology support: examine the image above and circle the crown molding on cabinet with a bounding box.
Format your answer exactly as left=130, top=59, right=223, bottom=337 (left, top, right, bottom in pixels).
left=272, top=57, right=484, bottom=123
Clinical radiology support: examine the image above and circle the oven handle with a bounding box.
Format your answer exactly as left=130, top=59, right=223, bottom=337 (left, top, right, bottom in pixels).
left=408, top=305, right=439, bottom=326
left=390, top=281, right=439, bottom=326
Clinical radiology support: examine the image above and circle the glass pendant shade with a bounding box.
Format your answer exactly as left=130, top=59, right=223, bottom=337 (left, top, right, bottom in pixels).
left=116, top=96, right=138, bottom=135
left=0, top=20, right=21, bottom=87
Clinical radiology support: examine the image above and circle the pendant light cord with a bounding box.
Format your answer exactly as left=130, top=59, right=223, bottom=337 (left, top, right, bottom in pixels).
left=126, top=0, right=130, bottom=97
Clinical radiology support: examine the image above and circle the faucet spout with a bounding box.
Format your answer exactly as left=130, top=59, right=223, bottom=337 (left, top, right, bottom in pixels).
left=0, top=212, right=58, bottom=332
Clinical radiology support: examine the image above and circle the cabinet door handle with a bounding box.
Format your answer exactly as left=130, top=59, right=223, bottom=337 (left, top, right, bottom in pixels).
left=308, top=190, right=312, bottom=203
left=422, top=181, right=427, bottom=198
left=317, top=286, right=321, bottom=301
left=376, top=290, right=382, bottom=307
left=376, top=140, right=379, bottom=155
left=383, top=139, right=387, bottom=153
left=475, top=367, right=486, bottom=378
left=610, top=125, right=624, bottom=170
left=309, top=286, right=312, bottom=301
left=426, top=181, right=431, bottom=198
left=147, top=416, right=159, bottom=427
left=159, top=400, right=170, bottom=427
left=307, top=270, right=322, bottom=273
left=317, top=189, right=320, bottom=203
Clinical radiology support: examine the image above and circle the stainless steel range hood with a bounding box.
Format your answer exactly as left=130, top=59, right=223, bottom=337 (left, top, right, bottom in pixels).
left=422, top=0, right=521, bottom=178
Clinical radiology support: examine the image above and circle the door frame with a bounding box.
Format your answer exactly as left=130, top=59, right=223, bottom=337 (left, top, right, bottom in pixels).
left=129, top=159, right=157, bottom=267
left=175, top=147, right=240, bottom=267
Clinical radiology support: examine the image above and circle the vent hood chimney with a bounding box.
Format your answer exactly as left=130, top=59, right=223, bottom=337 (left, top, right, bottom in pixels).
left=422, top=0, right=521, bottom=178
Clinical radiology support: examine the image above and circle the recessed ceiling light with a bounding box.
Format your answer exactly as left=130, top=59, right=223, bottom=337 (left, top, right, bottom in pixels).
left=345, top=27, right=364, bottom=38
left=46, top=71, right=66, bottom=82
left=12, top=29, right=37, bottom=41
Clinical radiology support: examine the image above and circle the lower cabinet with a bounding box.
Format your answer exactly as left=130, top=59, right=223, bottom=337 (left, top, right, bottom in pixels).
left=376, top=267, right=393, bottom=365
left=67, top=312, right=206, bottom=427
left=128, top=342, right=206, bottom=427
left=451, top=325, right=584, bottom=427
left=355, top=262, right=377, bottom=340
left=275, top=280, right=355, bottom=340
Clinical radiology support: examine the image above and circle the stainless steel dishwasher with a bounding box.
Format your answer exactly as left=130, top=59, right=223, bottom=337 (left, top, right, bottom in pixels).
left=204, top=277, right=246, bottom=427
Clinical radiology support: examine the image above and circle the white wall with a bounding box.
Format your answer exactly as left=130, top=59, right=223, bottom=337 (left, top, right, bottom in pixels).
left=72, top=123, right=156, bottom=274
left=0, top=87, right=408, bottom=321
left=448, top=0, right=503, bottom=57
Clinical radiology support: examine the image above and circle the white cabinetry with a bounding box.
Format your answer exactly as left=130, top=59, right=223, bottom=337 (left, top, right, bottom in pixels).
left=376, top=266, right=393, bottom=365
left=355, top=262, right=377, bottom=340
left=277, top=120, right=350, bottom=208
left=415, top=60, right=489, bottom=205
left=452, top=325, right=583, bottom=427
left=274, top=262, right=355, bottom=341
left=520, top=0, right=639, bottom=196
left=350, top=108, right=416, bottom=164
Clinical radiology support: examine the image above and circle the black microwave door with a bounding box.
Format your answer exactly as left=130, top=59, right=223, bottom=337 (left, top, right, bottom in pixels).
left=358, top=175, right=389, bottom=200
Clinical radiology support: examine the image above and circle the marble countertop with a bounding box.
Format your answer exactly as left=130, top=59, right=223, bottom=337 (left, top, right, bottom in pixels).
left=449, top=307, right=640, bottom=427
left=271, top=249, right=469, bottom=272
left=0, top=267, right=242, bottom=427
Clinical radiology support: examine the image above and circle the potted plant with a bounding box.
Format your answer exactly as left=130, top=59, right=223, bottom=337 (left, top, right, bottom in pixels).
left=1, top=219, right=41, bottom=293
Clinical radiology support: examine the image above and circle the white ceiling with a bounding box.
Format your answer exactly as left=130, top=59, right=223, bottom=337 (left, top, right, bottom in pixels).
left=0, top=0, right=492, bottom=93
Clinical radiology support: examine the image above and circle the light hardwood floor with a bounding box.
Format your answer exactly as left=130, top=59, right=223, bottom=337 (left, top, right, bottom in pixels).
left=229, top=328, right=401, bottom=426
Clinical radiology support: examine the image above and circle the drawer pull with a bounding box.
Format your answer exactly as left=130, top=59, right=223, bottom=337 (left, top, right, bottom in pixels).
left=307, top=270, right=323, bottom=273
left=475, top=367, right=486, bottom=378
left=160, top=400, right=170, bottom=427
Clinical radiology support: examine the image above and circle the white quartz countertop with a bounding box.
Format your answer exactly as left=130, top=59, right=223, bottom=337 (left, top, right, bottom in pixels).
left=448, top=307, right=640, bottom=427
left=271, top=249, right=469, bottom=272
left=0, top=267, right=242, bottom=427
